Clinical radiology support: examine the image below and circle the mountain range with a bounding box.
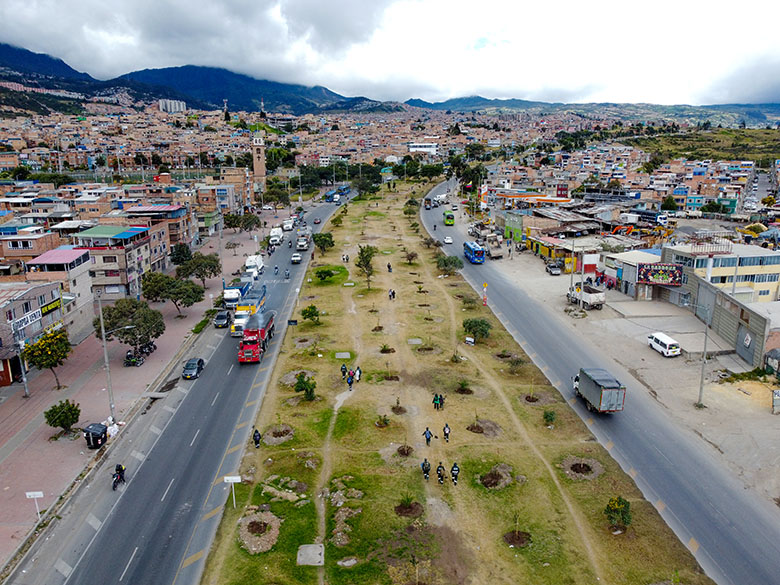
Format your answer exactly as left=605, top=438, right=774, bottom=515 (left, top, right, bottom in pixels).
left=2, top=42, right=780, bottom=127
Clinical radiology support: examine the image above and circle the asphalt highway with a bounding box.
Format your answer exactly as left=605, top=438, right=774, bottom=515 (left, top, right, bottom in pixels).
left=422, top=181, right=780, bottom=585
left=8, top=202, right=333, bottom=585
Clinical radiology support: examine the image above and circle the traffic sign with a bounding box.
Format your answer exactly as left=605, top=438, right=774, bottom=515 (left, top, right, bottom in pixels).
left=25, top=491, right=43, bottom=499
left=223, top=476, right=241, bottom=483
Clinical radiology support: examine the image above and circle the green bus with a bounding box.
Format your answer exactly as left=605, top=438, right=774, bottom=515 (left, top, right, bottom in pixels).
left=443, top=210, right=455, bottom=225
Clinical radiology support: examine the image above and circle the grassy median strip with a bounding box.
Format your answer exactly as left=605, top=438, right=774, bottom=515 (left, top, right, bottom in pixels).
left=201, top=185, right=714, bottom=585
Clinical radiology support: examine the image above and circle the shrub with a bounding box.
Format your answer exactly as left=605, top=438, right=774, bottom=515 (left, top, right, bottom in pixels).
left=463, top=318, right=492, bottom=341
left=543, top=410, right=556, bottom=425
left=604, top=496, right=632, bottom=529
left=44, top=399, right=81, bottom=432
left=294, top=372, right=317, bottom=401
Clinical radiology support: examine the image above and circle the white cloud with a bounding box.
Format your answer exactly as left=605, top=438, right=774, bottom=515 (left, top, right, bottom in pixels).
left=1, top=0, right=780, bottom=104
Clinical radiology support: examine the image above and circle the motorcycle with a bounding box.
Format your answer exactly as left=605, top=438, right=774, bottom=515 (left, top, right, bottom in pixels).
left=112, top=471, right=125, bottom=491
left=124, top=351, right=145, bottom=367
left=288, top=240, right=292, bottom=248
left=284, top=269, right=290, bottom=280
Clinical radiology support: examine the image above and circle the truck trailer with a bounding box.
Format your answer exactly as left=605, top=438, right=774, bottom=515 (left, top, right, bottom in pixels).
left=238, top=311, right=277, bottom=363
left=223, top=281, right=252, bottom=309
left=566, top=283, right=606, bottom=310
left=573, top=368, right=625, bottom=413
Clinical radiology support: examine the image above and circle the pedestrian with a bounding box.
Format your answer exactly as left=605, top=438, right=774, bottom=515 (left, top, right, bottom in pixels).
left=432, top=393, right=440, bottom=411
left=346, top=254, right=349, bottom=262
left=387, top=262, right=392, bottom=273
left=443, top=423, right=450, bottom=443
left=391, top=289, right=396, bottom=300
left=355, top=366, right=361, bottom=382
left=423, top=427, right=433, bottom=446
left=389, top=288, right=393, bottom=301
left=342, top=254, right=346, bottom=262
left=439, top=394, right=445, bottom=411
left=347, top=375, right=354, bottom=391
left=436, top=461, right=446, bottom=485
left=341, top=363, right=347, bottom=380
left=421, top=458, right=431, bottom=481
left=450, top=462, right=460, bottom=486
left=253, top=428, right=261, bottom=448
left=348, top=369, right=355, bottom=379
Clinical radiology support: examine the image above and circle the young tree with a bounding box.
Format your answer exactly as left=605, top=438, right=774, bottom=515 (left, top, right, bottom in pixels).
left=44, top=399, right=81, bottom=433
left=170, top=243, right=192, bottom=266
left=225, top=241, right=240, bottom=256
left=437, top=255, right=464, bottom=275
left=312, top=232, right=335, bottom=255
left=463, top=318, right=492, bottom=341
left=21, top=328, right=72, bottom=390
left=604, top=496, right=632, bottom=529
left=94, top=298, right=165, bottom=352
left=240, top=214, right=261, bottom=233
left=315, top=268, right=334, bottom=281
left=301, top=304, right=321, bottom=325
left=294, top=372, right=317, bottom=401
left=404, top=251, right=419, bottom=265
left=177, top=253, right=221, bottom=288
left=224, top=213, right=242, bottom=232
left=355, top=244, right=378, bottom=289
left=661, top=195, right=678, bottom=211
left=142, top=272, right=204, bottom=315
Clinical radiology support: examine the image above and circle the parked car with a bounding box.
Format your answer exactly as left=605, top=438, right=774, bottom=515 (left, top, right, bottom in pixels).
left=182, top=358, right=205, bottom=379
left=291, top=253, right=303, bottom=264
left=546, top=262, right=562, bottom=276
left=313, top=217, right=321, bottom=224
left=213, top=310, right=232, bottom=328
left=443, top=236, right=453, bottom=244
left=262, top=204, right=274, bottom=210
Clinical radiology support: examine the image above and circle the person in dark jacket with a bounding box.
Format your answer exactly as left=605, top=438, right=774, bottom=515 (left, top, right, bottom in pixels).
left=436, top=462, right=446, bottom=485
left=421, top=458, right=431, bottom=481
left=253, top=429, right=261, bottom=448
left=341, top=363, right=347, bottom=380
left=422, top=427, right=433, bottom=446
left=450, top=462, right=460, bottom=485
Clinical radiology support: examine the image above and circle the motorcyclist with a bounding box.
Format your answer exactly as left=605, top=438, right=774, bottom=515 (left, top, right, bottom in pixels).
left=434, top=224, right=436, bottom=231
left=274, top=265, right=279, bottom=275
left=450, top=462, right=460, bottom=486
left=115, top=463, right=126, bottom=482
left=436, top=462, right=446, bottom=485
left=288, top=240, right=292, bottom=248
left=284, top=269, right=290, bottom=279
left=421, top=458, right=431, bottom=481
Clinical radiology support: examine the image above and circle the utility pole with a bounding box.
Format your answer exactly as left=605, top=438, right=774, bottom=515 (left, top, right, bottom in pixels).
left=96, top=292, right=115, bottom=422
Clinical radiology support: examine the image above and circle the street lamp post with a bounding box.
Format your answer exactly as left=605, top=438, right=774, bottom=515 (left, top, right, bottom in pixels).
left=12, top=327, right=30, bottom=398
left=96, top=292, right=135, bottom=422
left=684, top=301, right=710, bottom=408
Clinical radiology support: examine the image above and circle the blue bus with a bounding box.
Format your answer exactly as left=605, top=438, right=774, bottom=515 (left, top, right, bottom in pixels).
left=338, top=185, right=351, bottom=195
left=463, top=241, right=485, bottom=264
left=324, top=190, right=337, bottom=202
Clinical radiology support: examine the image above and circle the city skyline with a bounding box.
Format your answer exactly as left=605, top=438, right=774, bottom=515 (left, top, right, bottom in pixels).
left=1, top=0, right=780, bottom=106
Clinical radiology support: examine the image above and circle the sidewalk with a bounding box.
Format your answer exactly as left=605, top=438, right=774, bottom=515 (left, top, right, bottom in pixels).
left=0, top=228, right=265, bottom=569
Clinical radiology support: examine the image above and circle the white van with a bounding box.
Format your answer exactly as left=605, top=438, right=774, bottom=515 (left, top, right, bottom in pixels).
left=647, top=332, right=681, bottom=357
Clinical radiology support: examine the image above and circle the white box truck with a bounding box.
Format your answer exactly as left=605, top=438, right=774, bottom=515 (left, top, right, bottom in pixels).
left=269, top=227, right=284, bottom=246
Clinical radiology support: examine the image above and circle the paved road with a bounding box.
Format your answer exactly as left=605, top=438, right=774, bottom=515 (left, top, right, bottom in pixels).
left=7, top=203, right=336, bottom=585
left=422, top=182, right=780, bottom=585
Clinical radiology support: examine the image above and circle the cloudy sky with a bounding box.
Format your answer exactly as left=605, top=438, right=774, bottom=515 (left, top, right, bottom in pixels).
left=1, top=0, right=779, bottom=105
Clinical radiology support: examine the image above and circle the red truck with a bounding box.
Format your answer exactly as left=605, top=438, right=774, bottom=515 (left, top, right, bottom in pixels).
left=238, top=310, right=276, bottom=363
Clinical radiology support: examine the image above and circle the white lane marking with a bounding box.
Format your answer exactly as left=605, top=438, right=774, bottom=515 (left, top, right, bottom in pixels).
left=86, top=513, right=102, bottom=531
left=119, top=546, right=138, bottom=581
left=227, top=364, right=234, bottom=376
left=190, top=429, right=201, bottom=447
left=206, top=344, right=217, bottom=351
left=149, top=425, right=162, bottom=436
left=176, top=386, right=188, bottom=395
left=211, top=392, right=220, bottom=406
left=55, top=558, right=73, bottom=578
left=163, top=405, right=176, bottom=413
left=161, top=478, right=175, bottom=502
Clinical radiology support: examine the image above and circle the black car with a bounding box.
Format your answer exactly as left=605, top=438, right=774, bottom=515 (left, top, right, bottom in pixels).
left=182, top=358, right=205, bottom=379
left=213, top=310, right=232, bottom=328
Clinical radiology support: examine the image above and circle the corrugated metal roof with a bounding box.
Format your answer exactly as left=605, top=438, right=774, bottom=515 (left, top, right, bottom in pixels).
left=125, top=205, right=183, bottom=212
left=28, top=248, right=89, bottom=265
left=76, top=225, right=126, bottom=238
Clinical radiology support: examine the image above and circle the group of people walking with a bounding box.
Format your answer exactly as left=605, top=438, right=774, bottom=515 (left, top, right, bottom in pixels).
left=340, top=363, right=361, bottom=391
left=420, top=458, right=459, bottom=485
left=432, top=393, right=446, bottom=410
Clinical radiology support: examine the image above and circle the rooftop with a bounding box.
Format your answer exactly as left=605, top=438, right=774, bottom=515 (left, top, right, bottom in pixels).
left=28, top=248, right=89, bottom=265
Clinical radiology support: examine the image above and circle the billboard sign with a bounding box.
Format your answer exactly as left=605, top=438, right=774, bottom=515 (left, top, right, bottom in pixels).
left=637, top=263, right=682, bottom=286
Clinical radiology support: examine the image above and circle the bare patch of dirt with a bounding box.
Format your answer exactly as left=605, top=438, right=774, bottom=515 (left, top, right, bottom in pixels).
left=397, top=444, right=413, bottom=457
left=561, top=456, right=604, bottom=481
left=418, top=303, right=430, bottom=307
left=524, top=394, right=539, bottom=403
left=280, top=369, right=315, bottom=386
left=495, top=351, right=513, bottom=360
left=380, top=347, right=396, bottom=354
left=383, top=375, right=400, bottom=381
left=237, top=509, right=282, bottom=554
left=372, top=325, right=384, bottom=332
left=424, top=317, right=434, bottom=321
left=394, top=501, right=424, bottom=518
left=480, top=463, right=515, bottom=490
left=263, top=424, right=294, bottom=445
left=413, top=280, right=424, bottom=284
left=520, top=392, right=559, bottom=406
left=294, top=337, right=317, bottom=349
left=431, top=526, right=471, bottom=585
left=455, top=387, right=474, bottom=395
left=503, top=530, right=531, bottom=548
left=417, top=346, right=435, bottom=353
left=392, top=405, right=407, bottom=415
left=467, top=419, right=502, bottom=438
